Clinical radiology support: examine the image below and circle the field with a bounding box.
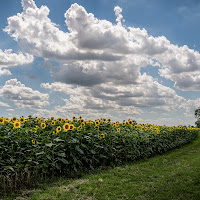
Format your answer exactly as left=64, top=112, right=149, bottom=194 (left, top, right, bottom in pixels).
left=0, top=116, right=198, bottom=197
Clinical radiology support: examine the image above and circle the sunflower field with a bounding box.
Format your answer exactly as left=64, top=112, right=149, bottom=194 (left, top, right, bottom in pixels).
left=0, top=116, right=198, bottom=195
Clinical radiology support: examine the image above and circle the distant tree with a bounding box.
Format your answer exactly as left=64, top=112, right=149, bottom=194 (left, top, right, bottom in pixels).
left=195, top=107, right=200, bottom=128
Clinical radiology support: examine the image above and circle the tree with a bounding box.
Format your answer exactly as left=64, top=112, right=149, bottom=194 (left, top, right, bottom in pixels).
left=194, top=107, right=200, bottom=128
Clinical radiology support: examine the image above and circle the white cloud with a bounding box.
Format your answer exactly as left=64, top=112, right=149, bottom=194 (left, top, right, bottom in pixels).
left=0, top=49, right=34, bottom=75
left=2, top=0, right=200, bottom=123
left=0, top=79, right=49, bottom=108
left=0, top=102, right=10, bottom=107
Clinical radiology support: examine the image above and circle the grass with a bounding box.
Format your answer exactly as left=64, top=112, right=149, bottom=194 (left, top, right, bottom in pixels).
left=2, top=133, right=200, bottom=200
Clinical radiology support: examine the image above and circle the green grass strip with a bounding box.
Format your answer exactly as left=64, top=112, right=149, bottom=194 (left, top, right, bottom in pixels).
left=3, top=133, right=200, bottom=200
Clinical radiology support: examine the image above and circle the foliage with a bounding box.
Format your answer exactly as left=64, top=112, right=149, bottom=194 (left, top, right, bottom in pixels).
left=0, top=116, right=198, bottom=196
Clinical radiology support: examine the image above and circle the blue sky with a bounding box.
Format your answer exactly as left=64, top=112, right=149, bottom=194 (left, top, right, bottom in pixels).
left=1, top=0, right=200, bottom=126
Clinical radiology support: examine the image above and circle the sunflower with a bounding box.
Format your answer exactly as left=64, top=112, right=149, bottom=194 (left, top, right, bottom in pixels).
left=41, top=123, right=46, bottom=129
left=122, top=122, right=126, bottom=126
left=56, top=126, right=62, bottom=132
left=100, top=133, right=105, bottom=139
left=128, top=120, right=133, bottom=125
left=103, top=118, right=106, bottom=122
left=57, top=118, right=62, bottom=122
left=77, top=126, right=81, bottom=131
left=63, top=123, right=70, bottom=131
left=12, top=117, right=17, bottom=122
left=19, top=117, right=25, bottom=123
left=51, top=117, right=54, bottom=120
left=107, top=119, right=111, bottom=122
left=79, top=116, right=82, bottom=119
left=81, top=119, right=84, bottom=123
left=69, top=124, right=74, bottom=130
left=65, top=118, right=69, bottom=122
left=5, top=118, right=9, bottom=123
left=94, top=126, right=99, bottom=130
left=117, top=128, right=120, bottom=132
left=40, top=118, right=44, bottom=123
left=95, top=120, right=100, bottom=126
left=81, top=122, right=85, bottom=126
left=134, top=125, right=138, bottom=129
left=32, top=140, right=36, bottom=144
left=14, top=121, right=21, bottom=129
left=51, top=121, right=55, bottom=125
left=0, top=117, right=4, bottom=124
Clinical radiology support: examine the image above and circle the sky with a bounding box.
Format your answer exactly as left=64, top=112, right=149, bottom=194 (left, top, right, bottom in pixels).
left=1, top=0, right=200, bottom=126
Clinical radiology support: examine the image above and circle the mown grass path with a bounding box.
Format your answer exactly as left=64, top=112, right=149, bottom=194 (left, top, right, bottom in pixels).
left=3, top=133, right=200, bottom=200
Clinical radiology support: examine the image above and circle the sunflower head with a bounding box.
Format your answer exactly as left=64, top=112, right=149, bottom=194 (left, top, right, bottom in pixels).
left=56, top=126, right=62, bottom=132
left=51, top=117, right=54, bottom=120
left=69, top=124, right=74, bottom=130
left=41, top=123, right=46, bottom=129
left=57, top=118, right=62, bottom=122
left=14, top=121, right=21, bottom=129
left=117, top=128, right=120, bottom=132
left=100, top=133, right=105, bottom=139
left=0, top=117, right=4, bottom=124
left=63, top=123, right=70, bottom=131
left=5, top=118, right=9, bottom=123
left=20, top=117, right=25, bottom=123
left=51, top=121, right=55, bottom=125
left=32, top=140, right=36, bottom=144
left=12, top=117, right=17, bottom=122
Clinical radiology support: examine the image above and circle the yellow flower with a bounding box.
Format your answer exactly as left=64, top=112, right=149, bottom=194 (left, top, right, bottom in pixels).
left=94, top=126, right=99, bottom=129
left=40, top=118, right=44, bottom=123
left=69, top=124, right=74, bottom=130
left=63, top=123, right=70, bottom=131
left=100, top=133, right=105, bottom=139
left=5, top=118, right=9, bottom=123
left=107, top=118, right=111, bottom=122
left=103, top=118, right=106, bottom=122
left=19, top=117, right=25, bottom=123
left=117, top=128, right=120, bottom=132
left=95, top=120, right=100, bottom=126
left=0, top=117, right=4, bottom=124
left=65, top=118, right=69, bottom=122
left=57, top=118, right=62, bottom=122
left=122, top=122, right=126, bottom=126
left=41, top=123, right=46, bottom=129
left=128, top=120, right=133, bottom=125
left=77, top=126, right=81, bottom=131
left=56, top=126, right=62, bottom=132
left=12, top=117, right=17, bottom=122
left=14, top=121, right=21, bottom=129
left=134, top=125, right=138, bottom=129
left=73, top=116, right=76, bottom=121
left=32, top=140, right=35, bottom=144
left=51, top=121, right=55, bottom=125
left=51, top=117, right=54, bottom=120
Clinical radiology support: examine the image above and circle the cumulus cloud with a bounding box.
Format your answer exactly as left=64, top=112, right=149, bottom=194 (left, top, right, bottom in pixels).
left=3, top=0, right=200, bottom=122
left=5, top=1, right=200, bottom=91
left=0, top=102, right=10, bottom=107
left=0, top=79, right=49, bottom=108
left=0, top=49, right=34, bottom=75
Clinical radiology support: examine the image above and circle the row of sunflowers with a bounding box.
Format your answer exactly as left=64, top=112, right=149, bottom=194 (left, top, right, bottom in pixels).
left=0, top=116, right=199, bottom=195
